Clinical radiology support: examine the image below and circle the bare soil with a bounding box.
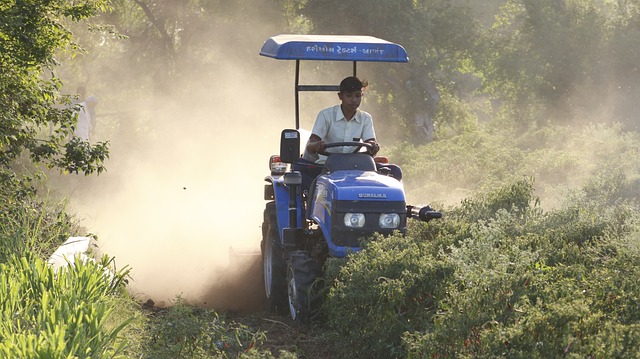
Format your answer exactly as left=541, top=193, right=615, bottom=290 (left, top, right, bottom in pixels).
left=169, top=249, right=341, bottom=358
left=228, top=312, right=339, bottom=358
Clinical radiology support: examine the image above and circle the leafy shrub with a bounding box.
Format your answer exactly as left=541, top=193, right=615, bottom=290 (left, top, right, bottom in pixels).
left=450, top=177, right=538, bottom=224
left=324, top=233, right=454, bottom=358
left=388, top=122, right=640, bottom=210
left=324, top=177, right=640, bottom=358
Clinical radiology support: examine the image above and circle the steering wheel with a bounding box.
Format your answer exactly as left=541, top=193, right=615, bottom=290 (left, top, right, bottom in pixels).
left=318, top=141, right=375, bottom=156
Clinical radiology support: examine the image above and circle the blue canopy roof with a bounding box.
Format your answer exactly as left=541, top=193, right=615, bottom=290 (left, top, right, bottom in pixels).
left=260, top=34, right=409, bottom=62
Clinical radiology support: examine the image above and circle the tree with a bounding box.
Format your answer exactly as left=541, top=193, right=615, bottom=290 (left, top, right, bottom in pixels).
left=96, top=0, right=286, bottom=95
left=472, top=0, right=634, bottom=127
left=0, top=0, right=110, bottom=187
left=287, top=0, right=481, bottom=142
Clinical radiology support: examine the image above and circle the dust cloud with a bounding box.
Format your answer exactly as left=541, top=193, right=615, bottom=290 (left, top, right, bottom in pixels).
left=56, top=29, right=315, bottom=311
left=52, top=6, right=424, bottom=311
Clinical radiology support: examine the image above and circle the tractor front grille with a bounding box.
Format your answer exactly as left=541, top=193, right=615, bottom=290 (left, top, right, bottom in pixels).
left=331, top=200, right=407, bottom=247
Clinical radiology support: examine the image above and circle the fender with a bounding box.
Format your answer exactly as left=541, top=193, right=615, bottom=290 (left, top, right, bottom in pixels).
left=265, top=175, right=304, bottom=246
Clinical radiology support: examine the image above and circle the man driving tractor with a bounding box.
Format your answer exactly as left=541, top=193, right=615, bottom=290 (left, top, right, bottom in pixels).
left=304, top=76, right=379, bottom=162
left=294, top=76, right=403, bottom=190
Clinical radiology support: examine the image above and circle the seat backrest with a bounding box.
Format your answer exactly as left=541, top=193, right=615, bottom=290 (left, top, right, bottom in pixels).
left=323, top=153, right=377, bottom=173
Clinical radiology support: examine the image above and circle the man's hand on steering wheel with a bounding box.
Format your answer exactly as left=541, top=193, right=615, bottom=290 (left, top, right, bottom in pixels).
left=366, top=140, right=380, bottom=156
left=313, top=140, right=326, bottom=154
left=307, top=136, right=326, bottom=154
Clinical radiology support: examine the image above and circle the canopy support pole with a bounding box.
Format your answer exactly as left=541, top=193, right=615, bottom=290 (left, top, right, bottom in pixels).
left=294, top=60, right=359, bottom=130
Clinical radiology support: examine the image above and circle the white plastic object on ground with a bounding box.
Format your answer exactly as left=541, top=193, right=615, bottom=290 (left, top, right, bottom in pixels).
left=47, top=236, right=92, bottom=273
left=47, top=236, right=117, bottom=284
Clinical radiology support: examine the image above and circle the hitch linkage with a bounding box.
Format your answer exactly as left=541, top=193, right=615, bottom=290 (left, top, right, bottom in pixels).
left=407, top=205, right=442, bottom=222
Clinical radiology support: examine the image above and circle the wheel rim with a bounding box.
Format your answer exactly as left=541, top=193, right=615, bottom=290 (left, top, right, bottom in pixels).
left=287, top=266, right=298, bottom=320
left=263, top=236, right=273, bottom=298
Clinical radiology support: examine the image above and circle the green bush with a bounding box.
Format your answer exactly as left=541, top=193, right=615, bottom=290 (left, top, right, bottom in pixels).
left=324, top=234, right=454, bottom=358
left=388, top=122, right=640, bottom=210
left=324, top=177, right=640, bottom=358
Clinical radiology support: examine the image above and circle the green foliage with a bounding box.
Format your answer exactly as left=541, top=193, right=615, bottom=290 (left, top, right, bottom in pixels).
left=0, top=191, right=81, bottom=264
left=388, top=121, right=640, bottom=211
left=0, top=166, right=139, bottom=358
left=388, top=124, right=528, bottom=204
left=0, top=253, right=132, bottom=358
left=0, top=0, right=110, bottom=178
left=468, top=0, right=640, bottom=129
left=142, top=298, right=269, bottom=359
left=451, top=177, right=538, bottom=224
left=324, top=176, right=640, bottom=358
left=324, top=234, right=455, bottom=358
left=59, top=138, right=109, bottom=175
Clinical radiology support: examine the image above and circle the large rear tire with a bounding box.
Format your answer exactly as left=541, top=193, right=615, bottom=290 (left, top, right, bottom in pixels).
left=261, top=202, right=287, bottom=314
left=287, top=250, right=323, bottom=324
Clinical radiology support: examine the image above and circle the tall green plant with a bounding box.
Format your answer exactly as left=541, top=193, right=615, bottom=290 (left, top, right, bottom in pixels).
left=0, top=193, right=80, bottom=264
left=0, top=254, right=132, bottom=358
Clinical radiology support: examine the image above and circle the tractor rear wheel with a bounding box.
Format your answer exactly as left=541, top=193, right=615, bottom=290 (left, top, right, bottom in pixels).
left=261, top=202, right=287, bottom=314
left=287, top=250, right=323, bottom=324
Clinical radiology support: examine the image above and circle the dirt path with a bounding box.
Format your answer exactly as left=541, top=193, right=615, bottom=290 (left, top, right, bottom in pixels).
left=228, top=312, right=339, bottom=358
left=193, top=250, right=341, bottom=358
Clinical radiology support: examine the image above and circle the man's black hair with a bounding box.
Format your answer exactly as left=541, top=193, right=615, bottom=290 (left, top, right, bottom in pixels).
left=340, top=76, right=368, bottom=93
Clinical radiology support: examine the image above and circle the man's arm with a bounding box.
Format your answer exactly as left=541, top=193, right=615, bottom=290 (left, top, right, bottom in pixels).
left=306, top=134, right=325, bottom=154
left=361, top=112, right=378, bottom=155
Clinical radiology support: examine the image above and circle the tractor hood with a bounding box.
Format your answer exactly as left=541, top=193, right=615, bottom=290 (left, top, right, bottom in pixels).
left=318, top=170, right=405, bottom=202
left=309, top=170, right=407, bottom=223
left=309, top=170, right=408, bottom=257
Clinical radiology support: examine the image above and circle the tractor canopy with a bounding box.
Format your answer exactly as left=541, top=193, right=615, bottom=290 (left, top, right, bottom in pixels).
left=259, top=34, right=408, bottom=62
left=259, top=34, right=409, bottom=129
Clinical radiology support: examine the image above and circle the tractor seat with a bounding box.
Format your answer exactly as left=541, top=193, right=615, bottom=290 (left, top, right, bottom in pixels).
left=323, top=153, right=377, bottom=173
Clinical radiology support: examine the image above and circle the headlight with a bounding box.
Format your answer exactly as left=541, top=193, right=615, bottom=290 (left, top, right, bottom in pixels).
left=379, top=213, right=400, bottom=228
left=344, top=213, right=365, bottom=228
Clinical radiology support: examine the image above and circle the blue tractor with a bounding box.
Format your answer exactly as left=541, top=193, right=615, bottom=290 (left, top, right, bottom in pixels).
left=260, top=35, right=441, bottom=322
